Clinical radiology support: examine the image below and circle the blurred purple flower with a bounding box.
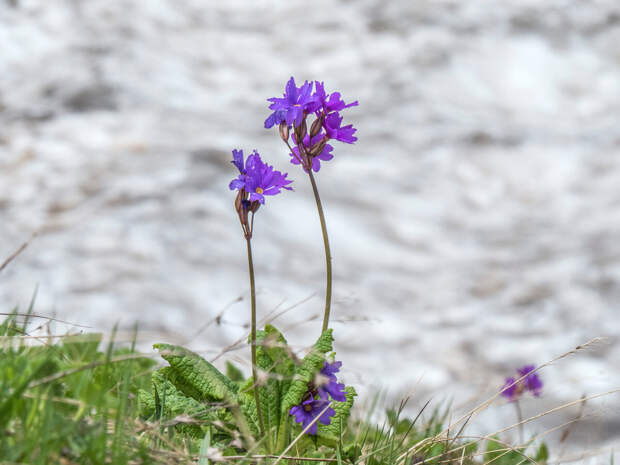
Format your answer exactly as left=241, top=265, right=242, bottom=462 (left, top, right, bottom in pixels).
left=501, top=365, right=543, bottom=401
left=518, top=365, right=543, bottom=397
left=289, top=398, right=335, bottom=435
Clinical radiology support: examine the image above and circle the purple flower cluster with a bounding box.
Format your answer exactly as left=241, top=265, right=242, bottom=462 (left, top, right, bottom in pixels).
left=501, top=365, right=543, bottom=402
left=265, top=77, right=358, bottom=172
left=229, top=149, right=292, bottom=239
left=289, top=360, right=348, bottom=435
left=229, top=149, right=293, bottom=205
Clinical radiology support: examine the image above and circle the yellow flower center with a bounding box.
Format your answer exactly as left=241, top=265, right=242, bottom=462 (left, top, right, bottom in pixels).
left=304, top=403, right=313, bottom=412
left=255, top=187, right=264, bottom=194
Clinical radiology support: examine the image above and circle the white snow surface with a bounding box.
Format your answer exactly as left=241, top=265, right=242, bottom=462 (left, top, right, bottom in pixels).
left=1, top=0, right=619, bottom=458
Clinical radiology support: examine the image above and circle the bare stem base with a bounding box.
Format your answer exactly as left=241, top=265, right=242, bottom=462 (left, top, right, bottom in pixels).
left=307, top=170, right=332, bottom=333
left=246, top=237, right=265, bottom=440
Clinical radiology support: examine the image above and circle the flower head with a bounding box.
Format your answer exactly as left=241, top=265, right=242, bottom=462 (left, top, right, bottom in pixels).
left=265, top=77, right=318, bottom=128
left=265, top=78, right=358, bottom=174
left=501, top=365, right=543, bottom=401
left=229, top=149, right=293, bottom=204
left=289, top=398, right=335, bottom=435
left=518, top=365, right=543, bottom=396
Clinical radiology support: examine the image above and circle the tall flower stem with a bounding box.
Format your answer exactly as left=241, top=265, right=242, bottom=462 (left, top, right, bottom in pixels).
left=514, top=399, right=524, bottom=444
left=246, top=236, right=265, bottom=439
left=307, top=170, right=332, bottom=333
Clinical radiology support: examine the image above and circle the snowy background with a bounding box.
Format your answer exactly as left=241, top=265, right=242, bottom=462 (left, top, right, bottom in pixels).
left=1, top=0, right=619, bottom=459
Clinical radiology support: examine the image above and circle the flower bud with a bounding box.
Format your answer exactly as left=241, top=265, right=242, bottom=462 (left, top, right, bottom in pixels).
left=309, top=114, right=324, bottom=138
left=249, top=200, right=261, bottom=214
left=235, top=189, right=251, bottom=238
left=279, top=122, right=290, bottom=142
left=308, top=137, right=328, bottom=158
left=294, top=118, right=307, bottom=144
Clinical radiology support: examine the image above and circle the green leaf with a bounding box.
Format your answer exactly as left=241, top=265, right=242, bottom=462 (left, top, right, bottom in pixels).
left=262, top=325, right=296, bottom=394
left=144, top=369, right=221, bottom=438
left=485, top=435, right=522, bottom=465
left=317, top=386, right=357, bottom=443
left=198, top=427, right=212, bottom=465
left=236, top=377, right=260, bottom=435
left=535, top=443, right=549, bottom=463
left=225, top=362, right=245, bottom=383
left=484, top=436, right=503, bottom=463
left=154, top=343, right=238, bottom=402
left=254, top=328, right=285, bottom=437
left=158, top=366, right=204, bottom=402
left=280, top=329, right=333, bottom=416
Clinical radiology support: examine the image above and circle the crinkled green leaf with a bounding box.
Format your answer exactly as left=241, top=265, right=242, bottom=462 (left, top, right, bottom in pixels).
left=236, top=377, right=260, bottom=435
left=158, top=366, right=204, bottom=401
left=225, top=361, right=245, bottom=383
left=140, top=369, right=217, bottom=438
left=280, top=329, right=333, bottom=417
left=262, top=325, right=295, bottom=394
left=152, top=370, right=216, bottom=421
left=254, top=329, right=283, bottom=435
left=154, top=343, right=238, bottom=402
left=138, top=388, right=155, bottom=417
left=317, top=385, right=357, bottom=442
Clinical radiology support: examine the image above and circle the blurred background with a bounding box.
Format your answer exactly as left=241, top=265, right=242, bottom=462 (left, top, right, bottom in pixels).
left=1, top=0, right=619, bottom=458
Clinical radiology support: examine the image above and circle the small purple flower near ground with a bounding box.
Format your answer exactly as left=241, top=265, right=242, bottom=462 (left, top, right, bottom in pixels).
left=321, top=360, right=342, bottom=380
left=501, top=365, right=543, bottom=401
left=229, top=149, right=293, bottom=204
left=317, top=361, right=347, bottom=402
left=289, top=398, right=335, bottom=435
left=289, top=360, right=348, bottom=435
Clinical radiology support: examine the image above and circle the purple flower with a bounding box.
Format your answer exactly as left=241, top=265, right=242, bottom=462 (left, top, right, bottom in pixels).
left=290, top=134, right=334, bottom=172
left=228, top=149, right=293, bottom=204
left=313, top=81, right=358, bottom=113
left=289, top=398, right=335, bottom=435
left=324, top=112, right=357, bottom=144
left=231, top=148, right=245, bottom=174
left=501, top=365, right=543, bottom=401
left=321, top=360, right=342, bottom=380
left=500, top=377, right=519, bottom=401
left=317, top=361, right=347, bottom=402
left=518, top=365, right=543, bottom=397
left=318, top=380, right=347, bottom=402
left=265, top=77, right=318, bottom=128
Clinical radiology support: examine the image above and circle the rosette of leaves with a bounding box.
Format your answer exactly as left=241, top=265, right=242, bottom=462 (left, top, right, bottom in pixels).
left=139, top=326, right=356, bottom=454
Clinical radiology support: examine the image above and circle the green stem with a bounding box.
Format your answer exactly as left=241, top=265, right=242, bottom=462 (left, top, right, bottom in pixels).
left=307, top=170, right=332, bottom=333
left=246, top=236, right=265, bottom=438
